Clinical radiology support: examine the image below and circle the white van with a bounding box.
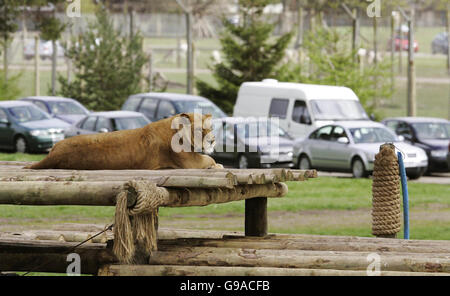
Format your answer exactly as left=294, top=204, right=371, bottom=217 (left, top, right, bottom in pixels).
left=233, top=80, right=369, bottom=138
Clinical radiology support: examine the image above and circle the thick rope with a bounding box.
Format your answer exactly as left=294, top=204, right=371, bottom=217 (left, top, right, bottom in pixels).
left=371, top=143, right=401, bottom=237
left=113, top=180, right=167, bottom=264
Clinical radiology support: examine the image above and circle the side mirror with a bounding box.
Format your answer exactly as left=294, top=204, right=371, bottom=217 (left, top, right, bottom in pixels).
left=337, top=137, right=349, bottom=144
left=98, top=128, right=110, bottom=133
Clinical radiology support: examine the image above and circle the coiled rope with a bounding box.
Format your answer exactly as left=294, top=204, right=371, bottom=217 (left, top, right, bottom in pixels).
left=371, top=143, right=401, bottom=238
left=113, top=180, right=168, bottom=264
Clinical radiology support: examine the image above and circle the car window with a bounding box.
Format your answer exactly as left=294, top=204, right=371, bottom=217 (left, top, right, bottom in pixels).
left=48, top=101, right=87, bottom=115
left=350, top=127, right=397, bottom=144
left=138, top=98, right=158, bottom=120
left=122, top=97, right=142, bottom=111
left=33, top=101, right=48, bottom=113
left=310, top=126, right=333, bottom=140
left=115, top=116, right=150, bottom=130
left=384, top=120, right=399, bottom=132
left=155, top=100, right=176, bottom=120
left=96, top=117, right=112, bottom=132
left=330, top=126, right=347, bottom=141
left=292, top=100, right=311, bottom=125
left=269, top=98, right=289, bottom=119
left=0, top=109, right=8, bottom=121
left=81, top=116, right=97, bottom=131
left=7, top=105, right=50, bottom=122
left=395, top=122, right=412, bottom=136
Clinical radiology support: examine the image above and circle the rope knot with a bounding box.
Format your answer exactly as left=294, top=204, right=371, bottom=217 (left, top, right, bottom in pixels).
left=113, top=180, right=168, bottom=264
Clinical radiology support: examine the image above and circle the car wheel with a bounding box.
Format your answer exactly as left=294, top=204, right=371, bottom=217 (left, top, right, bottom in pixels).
left=298, top=155, right=311, bottom=170
left=15, top=136, right=28, bottom=153
left=406, top=168, right=424, bottom=180
left=352, top=157, right=367, bottom=178
left=238, top=154, right=249, bottom=169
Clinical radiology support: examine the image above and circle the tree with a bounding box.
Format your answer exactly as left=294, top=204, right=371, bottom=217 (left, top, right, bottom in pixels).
left=281, top=28, right=393, bottom=119
left=196, top=0, right=293, bottom=114
left=33, top=0, right=66, bottom=95
left=0, top=0, right=20, bottom=82
left=57, top=8, right=147, bottom=111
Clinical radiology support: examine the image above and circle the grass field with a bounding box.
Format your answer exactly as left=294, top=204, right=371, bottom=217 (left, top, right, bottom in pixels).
left=0, top=153, right=448, bottom=240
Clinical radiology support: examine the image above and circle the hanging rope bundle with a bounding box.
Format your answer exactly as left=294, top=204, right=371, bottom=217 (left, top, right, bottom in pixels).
left=113, top=180, right=168, bottom=264
left=371, top=143, right=401, bottom=238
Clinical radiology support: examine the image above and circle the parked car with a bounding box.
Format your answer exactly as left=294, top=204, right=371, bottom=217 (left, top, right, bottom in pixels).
left=431, top=32, right=449, bottom=55
left=209, top=117, right=294, bottom=169
left=122, top=92, right=227, bottom=121
left=293, top=121, right=428, bottom=179
left=387, top=35, right=419, bottom=53
left=0, top=101, right=70, bottom=153
left=20, top=96, right=90, bottom=124
left=23, top=39, right=65, bottom=60
left=64, top=111, right=150, bottom=138
left=233, top=80, right=370, bottom=139
left=382, top=117, right=450, bottom=173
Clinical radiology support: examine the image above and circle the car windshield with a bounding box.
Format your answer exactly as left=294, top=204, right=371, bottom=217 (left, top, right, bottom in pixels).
left=49, top=101, right=87, bottom=115
left=115, top=117, right=149, bottom=130
left=311, top=100, right=368, bottom=120
left=350, top=127, right=397, bottom=144
left=8, top=105, right=50, bottom=122
left=173, top=100, right=226, bottom=118
left=411, top=122, right=450, bottom=140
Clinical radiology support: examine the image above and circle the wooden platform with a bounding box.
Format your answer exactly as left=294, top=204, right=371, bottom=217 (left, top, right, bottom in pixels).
left=1, top=228, right=450, bottom=276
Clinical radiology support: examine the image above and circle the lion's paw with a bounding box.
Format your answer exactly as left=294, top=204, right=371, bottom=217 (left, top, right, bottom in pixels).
left=209, top=163, right=224, bottom=169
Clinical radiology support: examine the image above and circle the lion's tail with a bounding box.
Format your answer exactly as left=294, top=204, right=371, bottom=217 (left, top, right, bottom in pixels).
left=24, top=156, right=56, bottom=169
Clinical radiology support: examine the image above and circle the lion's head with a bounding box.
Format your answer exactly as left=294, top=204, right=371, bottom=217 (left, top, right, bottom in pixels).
left=171, top=113, right=216, bottom=154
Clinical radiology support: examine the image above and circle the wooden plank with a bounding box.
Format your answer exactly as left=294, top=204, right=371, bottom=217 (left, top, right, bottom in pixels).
left=245, top=197, right=267, bottom=237
left=0, top=181, right=287, bottom=207
left=149, top=248, right=450, bottom=272
left=98, top=264, right=450, bottom=276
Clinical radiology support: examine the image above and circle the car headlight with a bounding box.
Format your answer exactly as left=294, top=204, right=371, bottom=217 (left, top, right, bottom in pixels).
left=30, top=130, right=48, bottom=137
left=431, top=150, right=447, bottom=158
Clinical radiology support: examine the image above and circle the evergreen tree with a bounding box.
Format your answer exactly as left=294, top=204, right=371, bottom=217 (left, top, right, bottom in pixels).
left=196, top=0, right=293, bottom=114
left=57, top=8, right=147, bottom=111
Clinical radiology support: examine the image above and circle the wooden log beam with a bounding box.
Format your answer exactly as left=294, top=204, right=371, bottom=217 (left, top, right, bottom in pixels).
left=157, top=237, right=450, bottom=254
left=149, top=247, right=450, bottom=273
left=5, top=229, right=449, bottom=254
left=0, top=181, right=287, bottom=207
left=98, top=264, right=450, bottom=276
left=0, top=173, right=237, bottom=189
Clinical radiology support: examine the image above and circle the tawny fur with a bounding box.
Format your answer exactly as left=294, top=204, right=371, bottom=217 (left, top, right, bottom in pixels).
left=25, top=113, right=223, bottom=170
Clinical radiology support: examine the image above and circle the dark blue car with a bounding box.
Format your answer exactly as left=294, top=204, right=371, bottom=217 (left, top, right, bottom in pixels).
left=20, top=96, right=90, bottom=124
left=382, top=117, right=450, bottom=173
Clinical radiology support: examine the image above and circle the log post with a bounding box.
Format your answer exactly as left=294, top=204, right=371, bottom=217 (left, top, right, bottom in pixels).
left=245, top=197, right=267, bottom=237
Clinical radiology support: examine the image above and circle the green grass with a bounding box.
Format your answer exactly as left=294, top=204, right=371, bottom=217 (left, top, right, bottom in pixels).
left=379, top=81, right=450, bottom=119
left=0, top=153, right=46, bottom=162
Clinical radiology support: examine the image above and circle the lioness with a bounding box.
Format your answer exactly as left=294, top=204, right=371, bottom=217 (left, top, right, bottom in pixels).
left=26, top=113, right=223, bottom=170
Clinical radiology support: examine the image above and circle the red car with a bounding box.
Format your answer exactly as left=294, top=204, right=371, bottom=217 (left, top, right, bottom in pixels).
left=388, top=36, right=419, bottom=52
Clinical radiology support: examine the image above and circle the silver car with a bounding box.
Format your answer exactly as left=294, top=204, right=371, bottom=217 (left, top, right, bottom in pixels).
left=293, top=121, right=428, bottom=179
